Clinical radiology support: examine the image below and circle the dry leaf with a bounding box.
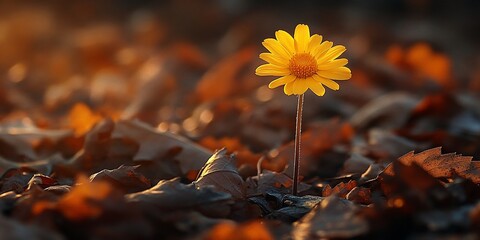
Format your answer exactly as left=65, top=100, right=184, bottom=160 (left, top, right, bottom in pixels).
left=113, top=120, right=212, bottom=175
left=195, top=148, right=245, bottom=199
left=246, top=170, right=310, bottom=195
left=293, top=196, right=368, bottom=239
left=346, top=187, right=372, bottom=205
left=126, top=177, right=233, bottom=218
left=383, top=147, right=480, bottom=183
left=26, top=174, right=57, bottom=190
left=57, top=175, right=114, bottom=220
left=89, top=165, right=151, bottom=193
left=32, top=175, right=116, bottom=221
left=322, top=180, right=357, bottom=198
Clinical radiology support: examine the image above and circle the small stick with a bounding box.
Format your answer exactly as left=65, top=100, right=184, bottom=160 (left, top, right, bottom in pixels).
left=292, top=94, right=304, bottom=195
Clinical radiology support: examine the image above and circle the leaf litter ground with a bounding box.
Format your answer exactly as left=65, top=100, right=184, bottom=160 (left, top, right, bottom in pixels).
left=1, top=1, right=480, bottom=240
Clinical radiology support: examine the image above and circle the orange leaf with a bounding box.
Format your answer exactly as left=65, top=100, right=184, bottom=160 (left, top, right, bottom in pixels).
left=67, top=103, right=102, bottom=136
left=206, top=221, right=273, bottom=240
left=383, top=147, right=480, bottom=183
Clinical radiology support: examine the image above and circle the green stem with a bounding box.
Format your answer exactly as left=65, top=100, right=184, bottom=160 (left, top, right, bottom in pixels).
left=292, top=94, right=304, bottom=196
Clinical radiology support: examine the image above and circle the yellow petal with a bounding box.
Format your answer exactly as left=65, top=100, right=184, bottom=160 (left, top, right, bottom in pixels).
left=313, top=41, right=333, bottom=59
left=317, top=58, right=348, bottom=70
left=317, top=45, right=346, bottom=63
left=307, top=78, right=326, bottom=96
left=275, top=30, right=295, bottom=55
left=316, top=67, right=351, bottom=80
left=284, top=81, right=294, bottom=95
left=262, top=38, right=292, bottom=60
left=268, top=75, right=296, bottom=88
left=312, top=74, right=340, bottom=90
left=307, top=34, right=322, bottom=53
left=259, top=53, right=288, bottom=67
left=256, top=64, right=290, bottom=76
left=294, top=24, right=310, bottom=53
left=292, top=78, right=308, bottom=95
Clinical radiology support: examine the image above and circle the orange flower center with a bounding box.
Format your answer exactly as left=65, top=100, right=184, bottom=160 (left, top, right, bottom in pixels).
left=289, top=53, right=317, bottom=79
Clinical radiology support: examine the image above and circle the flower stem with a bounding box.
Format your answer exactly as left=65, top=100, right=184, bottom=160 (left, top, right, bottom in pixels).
left=292, top=94, right=304, bottom=196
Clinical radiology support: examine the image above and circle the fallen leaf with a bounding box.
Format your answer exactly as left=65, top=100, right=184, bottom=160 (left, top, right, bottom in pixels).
left=346, top=187, right=372, bottom=205
left=89, top=165, right=151, bottom=193
left=379, top=161, right=452, bottom=209
left=113, top=120, right=212, bottom=177
left=67, top=103, right=103, bottom=136
left=56, top=175, right=115, bottom=221
left=126, top=177, right=233, bottom=218
left=195, top=148, right=245, bottom=199
left=293, top=196, right=368, bottom=239
left=26, top=174, right=57, bottom=190
left=60, top=118, right=115, bottom=175
left=266, top=194, right=325, bottom=222
left=383, top=147, right=480, bottom=183
left=322, top=180, right=357, bottom=198
left=0, top=169, right=35, bottom=194
left=246, top=170, right=310, bottom=195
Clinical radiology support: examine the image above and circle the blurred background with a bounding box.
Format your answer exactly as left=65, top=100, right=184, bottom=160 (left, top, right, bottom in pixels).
left=1, top=0, right=480, bottom=163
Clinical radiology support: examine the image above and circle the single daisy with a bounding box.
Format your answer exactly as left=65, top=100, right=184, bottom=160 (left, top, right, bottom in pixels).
left=255, top=24, right=351, bottom=96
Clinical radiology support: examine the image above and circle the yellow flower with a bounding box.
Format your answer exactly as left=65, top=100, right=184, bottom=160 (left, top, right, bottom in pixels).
left=255, top=24, right=351, bottom=96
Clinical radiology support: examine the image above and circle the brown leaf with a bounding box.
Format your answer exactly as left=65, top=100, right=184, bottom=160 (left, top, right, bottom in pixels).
left=0, top=169, right=35, bottom=193
left=245, top=170, right=310, bottom=195
left=293, top=196, right=368, bottom=239
left=57, top=175, right=115, bottom=221
left=383, top=147, right=480, bottom=183
left=27, top=174, right=57, bottom=190
left=63, top=118, right=115, bottom=174
left=379, top=160, right=454, bottom=212
left=346, top=187, right=372, bottom=205
left=0, top=155, right=55, bottom=179
left=113, top=120, right=212, bottom=175
left=322, top=180, right=357, bottom=198
left=89, top=165, right=151, bottom=193
left=126, top=177, right=233, bottom=218
left=195, top=148, right=245, bottom=199
left=32, top=175, right=118, bottom=221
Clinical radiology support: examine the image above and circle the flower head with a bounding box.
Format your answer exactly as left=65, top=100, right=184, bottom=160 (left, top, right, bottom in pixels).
left=256, top=24, right=351, bottom=96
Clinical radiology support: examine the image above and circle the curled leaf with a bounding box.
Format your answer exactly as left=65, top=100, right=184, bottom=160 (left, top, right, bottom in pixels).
left=195, top=148, right=245, bottom=199
left=293, top=196, right=368, bottom=239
